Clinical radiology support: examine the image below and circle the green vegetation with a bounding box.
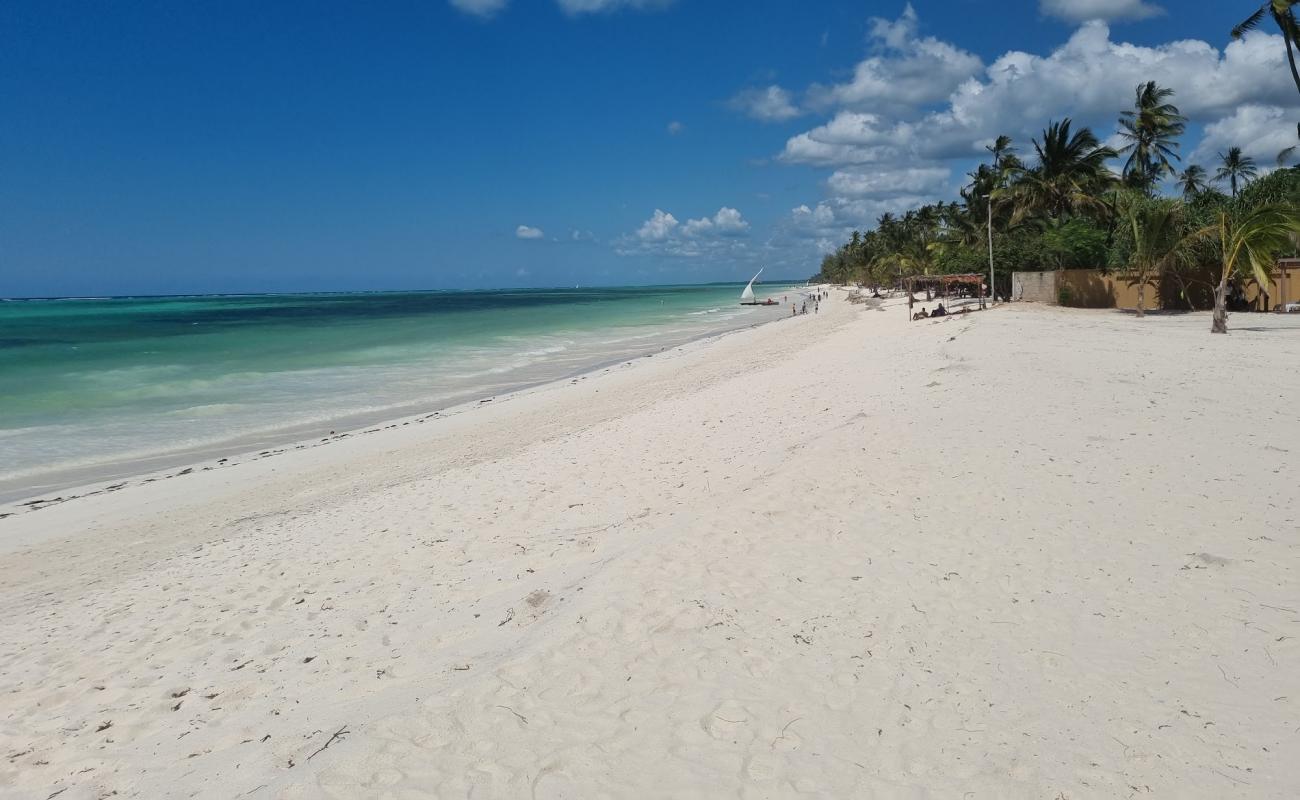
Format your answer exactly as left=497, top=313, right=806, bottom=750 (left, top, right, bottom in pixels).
left=1190, top=205, right=1300, bottom=332
left=810, top=82, right=1300, bottom=333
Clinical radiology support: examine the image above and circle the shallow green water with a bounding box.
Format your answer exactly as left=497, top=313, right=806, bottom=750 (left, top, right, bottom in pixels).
left=0, top=284, right=799, bottom=496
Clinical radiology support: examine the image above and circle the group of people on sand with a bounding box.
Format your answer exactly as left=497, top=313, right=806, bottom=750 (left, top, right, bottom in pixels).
left=911, top=302, right=970, bottom=321
left=785, top=291, right=826, bottom=316
left=791, top=289, right=826, bottom=317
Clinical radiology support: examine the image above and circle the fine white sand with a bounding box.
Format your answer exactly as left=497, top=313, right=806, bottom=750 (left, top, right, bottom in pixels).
left=2, top=296, right=1298, bottom=799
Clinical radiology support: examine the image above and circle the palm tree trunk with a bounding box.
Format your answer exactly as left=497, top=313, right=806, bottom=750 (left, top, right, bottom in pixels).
left=1212, top=277, right=1229, bottom=334
left=1281, top=23, right=1300, bottom=100
left=1168, top=269, right=1198, bottom=310
left=1136, top=279, right=1146, bottom=317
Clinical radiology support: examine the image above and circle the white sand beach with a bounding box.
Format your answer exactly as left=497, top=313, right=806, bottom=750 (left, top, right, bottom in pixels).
left=2, top=295, right=1298, bottom=799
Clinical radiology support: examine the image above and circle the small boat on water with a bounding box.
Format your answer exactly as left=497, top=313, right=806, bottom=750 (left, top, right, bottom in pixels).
left=739, top=268, right=777, bottom=306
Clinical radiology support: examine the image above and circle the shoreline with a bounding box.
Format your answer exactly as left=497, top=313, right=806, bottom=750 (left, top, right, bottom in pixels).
left=0, top=298, right=802, bottom=510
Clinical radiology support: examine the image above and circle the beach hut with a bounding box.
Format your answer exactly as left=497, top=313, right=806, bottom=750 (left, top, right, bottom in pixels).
left=904, top=274, right=987, bottom=320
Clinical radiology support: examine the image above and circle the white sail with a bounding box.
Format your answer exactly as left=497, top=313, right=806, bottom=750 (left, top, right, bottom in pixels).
left=740, top=268, right=763, bottom=302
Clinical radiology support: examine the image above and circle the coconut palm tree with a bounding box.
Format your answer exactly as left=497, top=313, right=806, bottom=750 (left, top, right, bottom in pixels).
left=1123, top=198, right=1185, bottom=317
left=1117, top=82, right=1187, bottom=193
left=985, top=135, right=1020, bottom=175
left=1177, top=164, right=1210, bottom=197
left=1188, top=205, right=1300, bottom=332
left=1233, top=2, right=1300, bottom=99
left=1006, top=119, right=1118, bottom=223
left=1215, top=147, right=1259, bottom=197
left=986, top=134, right=1011, bottom=162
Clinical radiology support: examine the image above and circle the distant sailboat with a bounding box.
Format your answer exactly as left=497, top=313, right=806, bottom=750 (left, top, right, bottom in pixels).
left=740, top=268, right=774, bottom=305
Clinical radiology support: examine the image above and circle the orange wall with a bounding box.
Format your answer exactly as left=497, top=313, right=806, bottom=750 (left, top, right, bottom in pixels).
left=1015, top=266, right=1300, bottom=310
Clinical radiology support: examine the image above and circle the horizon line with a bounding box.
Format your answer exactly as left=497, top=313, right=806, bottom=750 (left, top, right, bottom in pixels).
left=1, top=278, right=814, bottom=302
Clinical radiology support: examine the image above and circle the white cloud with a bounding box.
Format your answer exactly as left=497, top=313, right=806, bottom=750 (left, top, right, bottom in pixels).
left=454, top=0, right=671, bottom=18
left=1190, top=104, right=1299, bottom=167
left=826, top=165, right=952, bottom=197
left=681, top=207, right=750, bottom=237
left=790, top=202, right=837, bottom=235
left=636, top=209, right=679, bottom=241
left=449, top=0, right=508, bottom=18
left=780, top=112, right=908, bottom=166
left=782, top=23, right=1298, bottom=170
left=769, top=195, right=942, bottom=264
left=667, top=120, right=685, bottom=135
left=806, top=5, right=983, bottom=112
left=556, top=0, right=673, bottom=14
left=621, top=207, right=752, bottom=257
left=516, top=224, right=545, bottom=239
left=728, top=85, right=802, bottom=122
left=1040, top=0, right=1163, bottom=23
left=787, top=195, right=938, bottom=239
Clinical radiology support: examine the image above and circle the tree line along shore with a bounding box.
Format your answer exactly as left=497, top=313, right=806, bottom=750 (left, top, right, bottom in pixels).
left=812, top=78, right=1300, bottom=333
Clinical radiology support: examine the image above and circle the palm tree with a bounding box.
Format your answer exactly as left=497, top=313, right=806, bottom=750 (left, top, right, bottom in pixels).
left=1006, top=119, right=1118, bottom=223
left=985, top=135, right=1018, bottom=174
left=1188, top=205, right=1300, bottom=332
left=1215, top=147, right=1259, bottom=197
left=1117, top=82, right=1186, bottom=193
left=1233, top=2, right=1300, bottom=105
left=1123, top=198, right=1185, bottom=317
left=1178, top=164, right=1210, bottom=197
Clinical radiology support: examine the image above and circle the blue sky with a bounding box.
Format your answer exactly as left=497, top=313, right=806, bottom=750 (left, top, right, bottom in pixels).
left=2, top=0, right=1294, bottom=296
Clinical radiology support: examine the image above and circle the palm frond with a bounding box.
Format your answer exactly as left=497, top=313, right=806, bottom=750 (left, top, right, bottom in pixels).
left=1233, top=5, right=1268, bottom=38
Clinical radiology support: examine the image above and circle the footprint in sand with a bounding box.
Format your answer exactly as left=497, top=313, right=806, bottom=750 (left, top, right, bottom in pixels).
left=745, top=752, right=780, bottom=781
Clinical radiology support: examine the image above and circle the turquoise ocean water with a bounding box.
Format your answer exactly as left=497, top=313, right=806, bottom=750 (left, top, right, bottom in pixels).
left=0, top=284, right=798, bottom=500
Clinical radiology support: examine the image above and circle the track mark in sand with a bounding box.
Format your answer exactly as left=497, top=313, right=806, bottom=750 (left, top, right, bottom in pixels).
left=496, top=706, right=528, bottom=725
left=771, top=717, right=802, bottom=749
left=306, top=725, right=350, bottom=761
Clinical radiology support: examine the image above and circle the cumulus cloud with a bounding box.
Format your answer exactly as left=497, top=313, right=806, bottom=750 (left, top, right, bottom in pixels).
left=556, top=0, right=673, bottom=14
left=780, top=112, right=909, bottom=166
left=667, top=120, right=685, bottom=135
left=1190, top=104, right=1299, bottom=167
left=728, top=85, right=802, bottom=122
left=806, top=5, right=983, bottom=113
left=621, top=207, right=752, bottom=257
left=791, top=202, right=836, bottom=228
left=1040, top=0, right=1163, bottom=23
left=782, top=22, right=1297, bottom=170
left=681, top=207, right=750, bottom=237
left=769, top=195, right=942, bottom=262
left=448, top=0, right=509, bottom=18
left=453, top=0, right=672, bottom=18
left=636, top=210, right=679, bottom=241
left=826, top=165, right=952, bottom=197
left=516, top=224, right=545, bottom=239
left=787, top=195, right=939, bottom=238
